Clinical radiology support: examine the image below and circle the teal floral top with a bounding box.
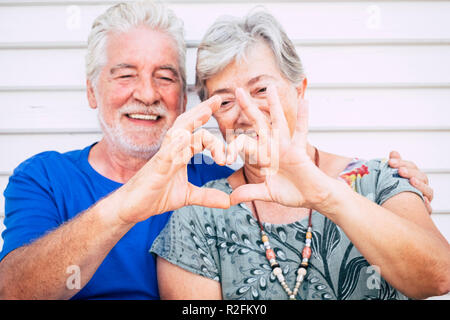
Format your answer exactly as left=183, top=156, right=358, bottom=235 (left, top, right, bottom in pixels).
left=151, top=159, right=423, bottom=300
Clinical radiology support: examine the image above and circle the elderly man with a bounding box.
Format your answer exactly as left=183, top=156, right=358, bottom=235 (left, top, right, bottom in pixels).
left=0, top=1, right=433, bottom=300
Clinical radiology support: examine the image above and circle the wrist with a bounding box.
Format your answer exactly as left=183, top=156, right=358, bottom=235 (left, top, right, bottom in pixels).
left=95, top=188, right=137, bottom=233
left=314, top=178, right=356, bottom=223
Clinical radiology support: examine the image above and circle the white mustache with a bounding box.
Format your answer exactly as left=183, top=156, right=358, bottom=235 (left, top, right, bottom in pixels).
left=119, top=103, right=168, bottom=117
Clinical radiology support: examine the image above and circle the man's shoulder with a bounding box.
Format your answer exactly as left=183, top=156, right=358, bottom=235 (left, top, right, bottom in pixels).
left=187, top=154, right=234, bottom=186
left=12, top=146, right=90, bottom=178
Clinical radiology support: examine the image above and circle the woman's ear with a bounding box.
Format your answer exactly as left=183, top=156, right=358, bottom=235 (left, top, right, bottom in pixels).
left=296, top=77, right=308, bottom=99
left=87, top=80, right=98, bottom=110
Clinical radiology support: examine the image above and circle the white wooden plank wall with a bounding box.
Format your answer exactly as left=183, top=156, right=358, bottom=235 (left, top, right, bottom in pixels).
left=0, top=0, right=449, bottom=299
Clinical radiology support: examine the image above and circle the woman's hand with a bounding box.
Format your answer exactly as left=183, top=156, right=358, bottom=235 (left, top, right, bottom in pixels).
left=228, top=85, right=342, bottom=214
left=113, top=95, right=231, bottom=225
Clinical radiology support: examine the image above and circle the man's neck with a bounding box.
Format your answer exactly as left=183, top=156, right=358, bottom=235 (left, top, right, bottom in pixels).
left=88, top=138, right=152, bottom=183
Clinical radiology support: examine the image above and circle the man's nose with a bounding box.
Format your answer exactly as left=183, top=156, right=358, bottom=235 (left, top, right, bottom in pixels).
left=133, top=76, right=161, bottom=106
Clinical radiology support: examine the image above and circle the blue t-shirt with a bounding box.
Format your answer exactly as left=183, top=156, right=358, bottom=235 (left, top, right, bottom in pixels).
left=0, top=143, right=233, bottom=299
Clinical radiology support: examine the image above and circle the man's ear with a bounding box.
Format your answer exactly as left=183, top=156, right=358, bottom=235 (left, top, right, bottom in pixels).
left=181, top=91, right=188, bottom=113
left=87, top=80, right=98, bottom=109
left=296, top=77, right=308, bottom=99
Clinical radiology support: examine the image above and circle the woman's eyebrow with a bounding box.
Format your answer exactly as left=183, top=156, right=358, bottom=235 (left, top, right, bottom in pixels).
left=247, top=74, right=275, bottom=86
left=210, top=88, right=234, bottom=96
left=210, top=75, right=275, bottom=96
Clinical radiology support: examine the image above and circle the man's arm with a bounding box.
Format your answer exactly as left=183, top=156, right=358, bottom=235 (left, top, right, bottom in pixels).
left=0, top=95, right=228, bottom=299
left=0, top=189, right=133, bottom=299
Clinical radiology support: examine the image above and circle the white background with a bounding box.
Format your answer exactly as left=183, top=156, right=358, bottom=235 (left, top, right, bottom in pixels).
left=0, top=0, right=449, bottom=299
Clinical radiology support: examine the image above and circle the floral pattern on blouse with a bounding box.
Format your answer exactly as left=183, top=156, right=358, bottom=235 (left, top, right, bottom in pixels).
left=151, top=158, right=423, bottom=300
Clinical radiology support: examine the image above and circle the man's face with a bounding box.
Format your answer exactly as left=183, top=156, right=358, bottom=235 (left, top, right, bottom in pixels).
left=88, top=26, right=186, bottom=159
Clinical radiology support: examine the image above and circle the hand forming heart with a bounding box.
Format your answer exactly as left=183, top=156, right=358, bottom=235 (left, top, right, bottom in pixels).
left=226, top=85, right=341, bottom=213
left=114, top=86, right=342, bottom=225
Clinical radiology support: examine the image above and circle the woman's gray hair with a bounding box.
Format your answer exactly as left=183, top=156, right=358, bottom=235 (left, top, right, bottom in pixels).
left=195, top=9, right=305, bottom=101
left=86, top=0, right=186, bottom=92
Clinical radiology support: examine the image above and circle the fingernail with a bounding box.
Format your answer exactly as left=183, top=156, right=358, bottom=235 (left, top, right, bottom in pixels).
left=390, top=159, right=398, bottom=165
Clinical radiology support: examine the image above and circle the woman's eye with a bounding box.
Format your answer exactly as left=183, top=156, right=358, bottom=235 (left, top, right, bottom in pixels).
left=119, top=75, right=134, bottom=79
left=221, top=101, right=231, bottom=107
left=257, top=87, right=267, bottom=94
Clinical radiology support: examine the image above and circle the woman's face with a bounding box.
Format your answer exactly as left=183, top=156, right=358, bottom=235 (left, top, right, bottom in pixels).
left=205, top=41, right=306, bottom=143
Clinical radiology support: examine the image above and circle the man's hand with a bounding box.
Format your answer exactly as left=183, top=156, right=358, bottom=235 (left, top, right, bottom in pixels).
left=388, top=150, right=434, bottom=214
left=113, top=95, right=231, bottom=225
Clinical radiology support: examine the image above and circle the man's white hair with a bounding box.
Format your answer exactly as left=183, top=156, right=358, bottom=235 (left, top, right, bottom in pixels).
left=195, top=8, right=305, bottom=101
left=86, top=0, right=186, bottom=92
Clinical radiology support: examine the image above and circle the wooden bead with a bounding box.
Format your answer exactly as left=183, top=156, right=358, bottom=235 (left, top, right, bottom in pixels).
left=261, top=235, right=269, bottom=243
left=306, top=232, right=312, bottom=239
left=270, top=262, right=280, bottom=270
left=266, top=249, right=276, bottom=261
left=272, top=267, right=283, bottom=276
left=302, top=246, right=311, bottom=259
left=297, top=267, right=307, bottom=276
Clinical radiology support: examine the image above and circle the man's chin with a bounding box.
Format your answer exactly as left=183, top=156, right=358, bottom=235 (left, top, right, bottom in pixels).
left=121, top=144, right=161, bottom=160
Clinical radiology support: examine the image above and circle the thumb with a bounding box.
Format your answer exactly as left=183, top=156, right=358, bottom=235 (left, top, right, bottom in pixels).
left=230, top=183, right=271, bottom=206
left=187, top=184, right=231, bottom=209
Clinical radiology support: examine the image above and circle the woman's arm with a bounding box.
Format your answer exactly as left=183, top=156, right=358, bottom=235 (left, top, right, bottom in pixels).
left=157, top=257, right=222, bottom=299
left=228, top=86, right=450, bottom=299
left=332, top=186, right=450, bottom=299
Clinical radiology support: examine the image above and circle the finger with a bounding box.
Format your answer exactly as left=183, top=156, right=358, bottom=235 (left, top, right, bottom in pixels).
left=192, top=129, right=227, bottom=165
left=171, top=95, right=222, bottom=132
left=187, top=184, right=231, bottom=209
left=397, top=167, right=429, bottom=185
left=229, top=183, right=271, bottom=205
left=156, top=129, right=192, bottom=170
left=292, top=98, right=309, bottom=145
left=424, top=197, right=433, bottom=215
left=266, top=85, right=289, bottom=135
left=235, top=88, right=269, bottom=143
left=388, top=158, right=419, bottom=170
left=389, top=150, right=402, bottom=160
left=226, top=133, right=258, bottom=165
left=410, top=177, right=434, bottom=202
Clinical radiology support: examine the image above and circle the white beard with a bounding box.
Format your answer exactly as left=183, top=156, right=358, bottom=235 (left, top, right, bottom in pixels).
left=97, top=103, right=171, bottom=160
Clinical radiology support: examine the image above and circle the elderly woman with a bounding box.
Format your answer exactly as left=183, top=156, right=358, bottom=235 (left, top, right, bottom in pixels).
left=151, top=10, right=450, bottom=300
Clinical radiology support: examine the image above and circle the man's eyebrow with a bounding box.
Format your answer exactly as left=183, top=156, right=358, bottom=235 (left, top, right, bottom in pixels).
left=157, top=65, right=180, bottom=77
left=110, top=63, right=137, bottom=74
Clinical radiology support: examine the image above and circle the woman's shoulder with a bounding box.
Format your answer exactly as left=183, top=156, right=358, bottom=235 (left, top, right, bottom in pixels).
left=338, top=157, right=423, bottom=205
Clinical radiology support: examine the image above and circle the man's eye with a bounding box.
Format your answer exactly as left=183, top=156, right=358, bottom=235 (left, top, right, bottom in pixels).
left=221, top=101, right=232, bottom=107
left=119, top=75, right=134, bottom=79
left=159, top=77, right=174, bottom=82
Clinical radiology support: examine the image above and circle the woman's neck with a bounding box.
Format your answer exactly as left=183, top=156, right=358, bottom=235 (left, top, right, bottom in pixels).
left=227, top=146, right=354, bottom=225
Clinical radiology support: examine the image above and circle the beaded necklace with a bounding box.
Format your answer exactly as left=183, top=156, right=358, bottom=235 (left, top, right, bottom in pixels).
left=243, top=147, right=319, bottom=300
